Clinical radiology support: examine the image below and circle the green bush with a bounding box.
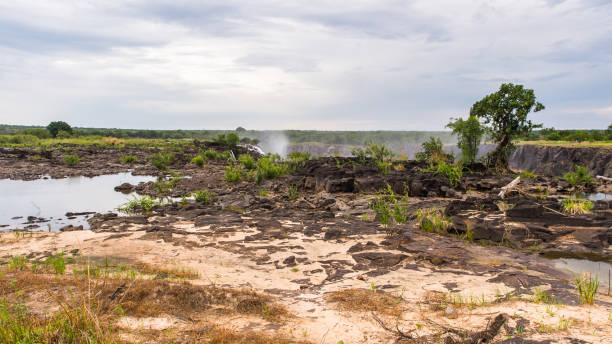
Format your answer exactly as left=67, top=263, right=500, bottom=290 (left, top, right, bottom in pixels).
left=0, top=135, right=40, bottom=145
left=424, top=161, right=463, bottom=187
left=225, top=165, right=242, bottom=183
left=203, top=149, right=220, bottom=160
left=191, top=155, right=205, bottom=167
left=520, top=171, right=536, bottom=179
left=64, top=155, right=80, bottom=167
left=416, top=208, right=451, bottom=234
left=255, top=156, right=287, bottom=184
left=238, top=154, right=256, bottom=170
left=415, top=136, right=452, bottom=163
left=560, top=197, right=594, bottom=214
left=370, top=185, right=409, bottom=227
left=120, top=155, right=138, bottom=164
left=563, top=165, right=595, bottom=189
left=56, top=130, right=72, bottom=139
left=150, top=152, right=174, bottom=170
left=193, top=190, right=213, bottom=203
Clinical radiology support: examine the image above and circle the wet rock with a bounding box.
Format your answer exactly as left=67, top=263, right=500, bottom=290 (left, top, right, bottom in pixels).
left=59, top=225, right=83, bottom=232
left=114, top=182, right=135, bottom=193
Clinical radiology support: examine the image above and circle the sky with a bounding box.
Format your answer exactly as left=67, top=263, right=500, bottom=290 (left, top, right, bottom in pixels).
left=0, top=0, right=611, bottom=130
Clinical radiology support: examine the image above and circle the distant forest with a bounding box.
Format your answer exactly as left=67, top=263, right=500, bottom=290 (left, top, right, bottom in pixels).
left=1, top=124, right=611, bottom=144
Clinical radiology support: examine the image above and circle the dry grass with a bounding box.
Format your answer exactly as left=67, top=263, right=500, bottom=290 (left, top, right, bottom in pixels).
left=99, top=279, right=288, bottom=321
left=137, top=325, right=313, bottom=344
left=326, top=288, right=404, bottom=317
left=132, top=262, right=200, bottom=279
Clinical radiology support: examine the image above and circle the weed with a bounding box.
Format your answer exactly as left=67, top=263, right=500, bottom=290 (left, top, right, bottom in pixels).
left=563, top=165, right=595, bottom=190
left=9, top=256, right=27, bottom=271
left=225, top=165, right=242, bottom=182
left=287, top=184, right=298, bottom=200
left=574, top=272, right=599, bottom=305
left=377, top=161, right=391, bottom=174
left=516, top=325, right=525, bottom=336
left=351, top=147, right=367, bottom=164
left=258, top=189, right=268, bottom=197
left=370, top=185, right=408, bottom=228
left=64, top=154, right=80, bottom=166
left=558, top=317, right=571, bottom=331
left=119, top=155, right=137, bottom=164
left=238, top=154, right=256, bottom=170
left=191, top=155, right=205, bottom=167
left=291, top=268, right=299, bottom=272
left=150, top=152, right=174, bottom=170
left=119, top=196, right=160, bottom=214
left=416, top=207, right=451, bottom=234
left=496, top=201, right=515, bottom=212
left=545, top=304, right=555, bottom=317
left=359, top=214, right=370, bottom=221
left=561, top=197, right=594, bottom=214
left=45, top=253, right=67, bottom=274
left=193, top=190, right=213, bottom=204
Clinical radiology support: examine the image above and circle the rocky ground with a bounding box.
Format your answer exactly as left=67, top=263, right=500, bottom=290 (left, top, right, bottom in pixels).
left=0, top=144, right=611, bottom=343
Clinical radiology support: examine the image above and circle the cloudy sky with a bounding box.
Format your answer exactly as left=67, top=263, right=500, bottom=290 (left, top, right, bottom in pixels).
left=0, top=0, right=611, bottom=130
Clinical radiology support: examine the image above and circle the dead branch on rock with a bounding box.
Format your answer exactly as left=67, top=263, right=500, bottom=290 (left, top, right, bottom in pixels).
left=498, top=177, right=520, bottom=199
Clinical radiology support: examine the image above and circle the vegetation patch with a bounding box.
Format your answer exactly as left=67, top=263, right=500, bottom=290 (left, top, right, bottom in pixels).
left=326, top=288, right=404, bottom=317
left=416, top=207, right=451, bottom=234
left=119, top=155, right=138, bottom=164
left=560, top=197, right=594, bottom=214
left=64, top=154, right=80, bottom=166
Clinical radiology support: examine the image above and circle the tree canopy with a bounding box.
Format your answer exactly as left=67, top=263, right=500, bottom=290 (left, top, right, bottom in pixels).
left=46, top=121, right=73, bottom=138
left=470, top=83, right=544, bottom=170
left=446, top=115, right=484, bottom=164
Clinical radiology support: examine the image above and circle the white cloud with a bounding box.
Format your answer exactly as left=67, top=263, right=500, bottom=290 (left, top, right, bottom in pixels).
left=0, top=0, right=611, bottom=129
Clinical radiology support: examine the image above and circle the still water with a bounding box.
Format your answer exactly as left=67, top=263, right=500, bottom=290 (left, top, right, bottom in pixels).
left=0, top=173, right=155, bottom=231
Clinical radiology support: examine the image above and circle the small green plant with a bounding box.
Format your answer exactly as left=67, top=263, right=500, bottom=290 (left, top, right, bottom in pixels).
left=560, top=197, right=594, bottom=215
left=45, top=253, right=66, bottom=274
left=532, top=287, right=550, bottom=304
left=416, top=207, right=451, bottom=234
left=415, top=136, right=452, bottom=162
left=545, top=304, right=555, bottom=317
left=225, top=165, right=242, bottom=182
left=370, top=282, right=377, bottom=291
left=238, top=154, right=256, bottom=170
left=287, top=184, right=298, bottom=200
left=258, top=189, right=268, bottom=197
left=516, top=325, right=525, bottom=336
left=574, top=272, right=599, bottom=305
left=193, top=190, right=213, bottom=204
left=120, top=155, right=137, bottom=164
left=351, top=147, right=368, bottom=164
left=191, top=155, right=205, bottom=167
left=558, top=317, right=571, bottom=331
left=563, top=165, right=595, bottom=189
left=150, top=152, right=174, bottom=170
left=64, top=154, right=80, bottom=166
left=520, top=170, right=536, bottom=179
left=424, top=161, right=463, bottom=187
left=120, top=196, right=160, bottom=214
left=9, top=256, right=27, bottom=271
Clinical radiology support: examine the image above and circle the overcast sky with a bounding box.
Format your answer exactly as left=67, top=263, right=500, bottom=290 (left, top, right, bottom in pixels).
left=0, top=0, right=611, bottom=130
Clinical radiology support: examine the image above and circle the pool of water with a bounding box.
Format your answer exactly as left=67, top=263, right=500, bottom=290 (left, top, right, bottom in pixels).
left=542, top=252, right=612, bottom=289
left=0, top=173, right=156, bottom=231
left=586, top=193, right=612, bottom=201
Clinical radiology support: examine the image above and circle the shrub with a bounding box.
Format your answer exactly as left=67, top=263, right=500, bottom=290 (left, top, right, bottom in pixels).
left=575, top=273, right=599, bottom=305
left=415, top=136, right=452, bottom=162
left=150, top=152, right=174, bottom=170
left=424, top=161, right=463, bottom=187
left=193, top=190, right=213, bottom=203
left=191, top=155, right=205, bottom=167
left=365, top=142, right=394, bottom=163
left=45, top=253, right=67, bottom=274
left=120, top=196, right=160, bottom=214
left=225, top=165, right=242, bottom=183
left=56, top=130, right=72, bottom=139
left=0, top=135, right=40, bottom=145
left=446, top=115, right=484, bottom=164
left=255, top=157, right=287, bottom=184
left=203, top=149, right=220, bottom=160
left=46, top=120, right=72, bottom=138
left=22, top=128, right=51, bottom=139
left=64, top=154, right=80, bottom=166
left=120, top=155, right=138, bottom=164
left=416, top=208, right=451, bottom=234
left=351, top=147, right=368, bottom=164
left=563, top=165, right=595, bottom=190
left=238, top=154, right=256, bottom=170
left=560, top=198, right=594, bottom=214
left=370, top=185, right=409, bottom=227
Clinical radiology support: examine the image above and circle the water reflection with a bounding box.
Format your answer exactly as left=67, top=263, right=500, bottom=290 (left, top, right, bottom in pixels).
left=0, top=173, right=155, bottom=231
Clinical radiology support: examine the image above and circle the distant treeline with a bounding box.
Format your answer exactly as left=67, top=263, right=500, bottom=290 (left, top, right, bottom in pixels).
left=1, top=124, right=611, bottom=144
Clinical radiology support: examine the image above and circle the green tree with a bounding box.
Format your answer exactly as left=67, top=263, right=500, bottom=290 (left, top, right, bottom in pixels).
left=470, top=83, right=544, bottom=170
left=446, top=115, right=484, bottom=164
left=46, top=121, right=73, bottom=138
